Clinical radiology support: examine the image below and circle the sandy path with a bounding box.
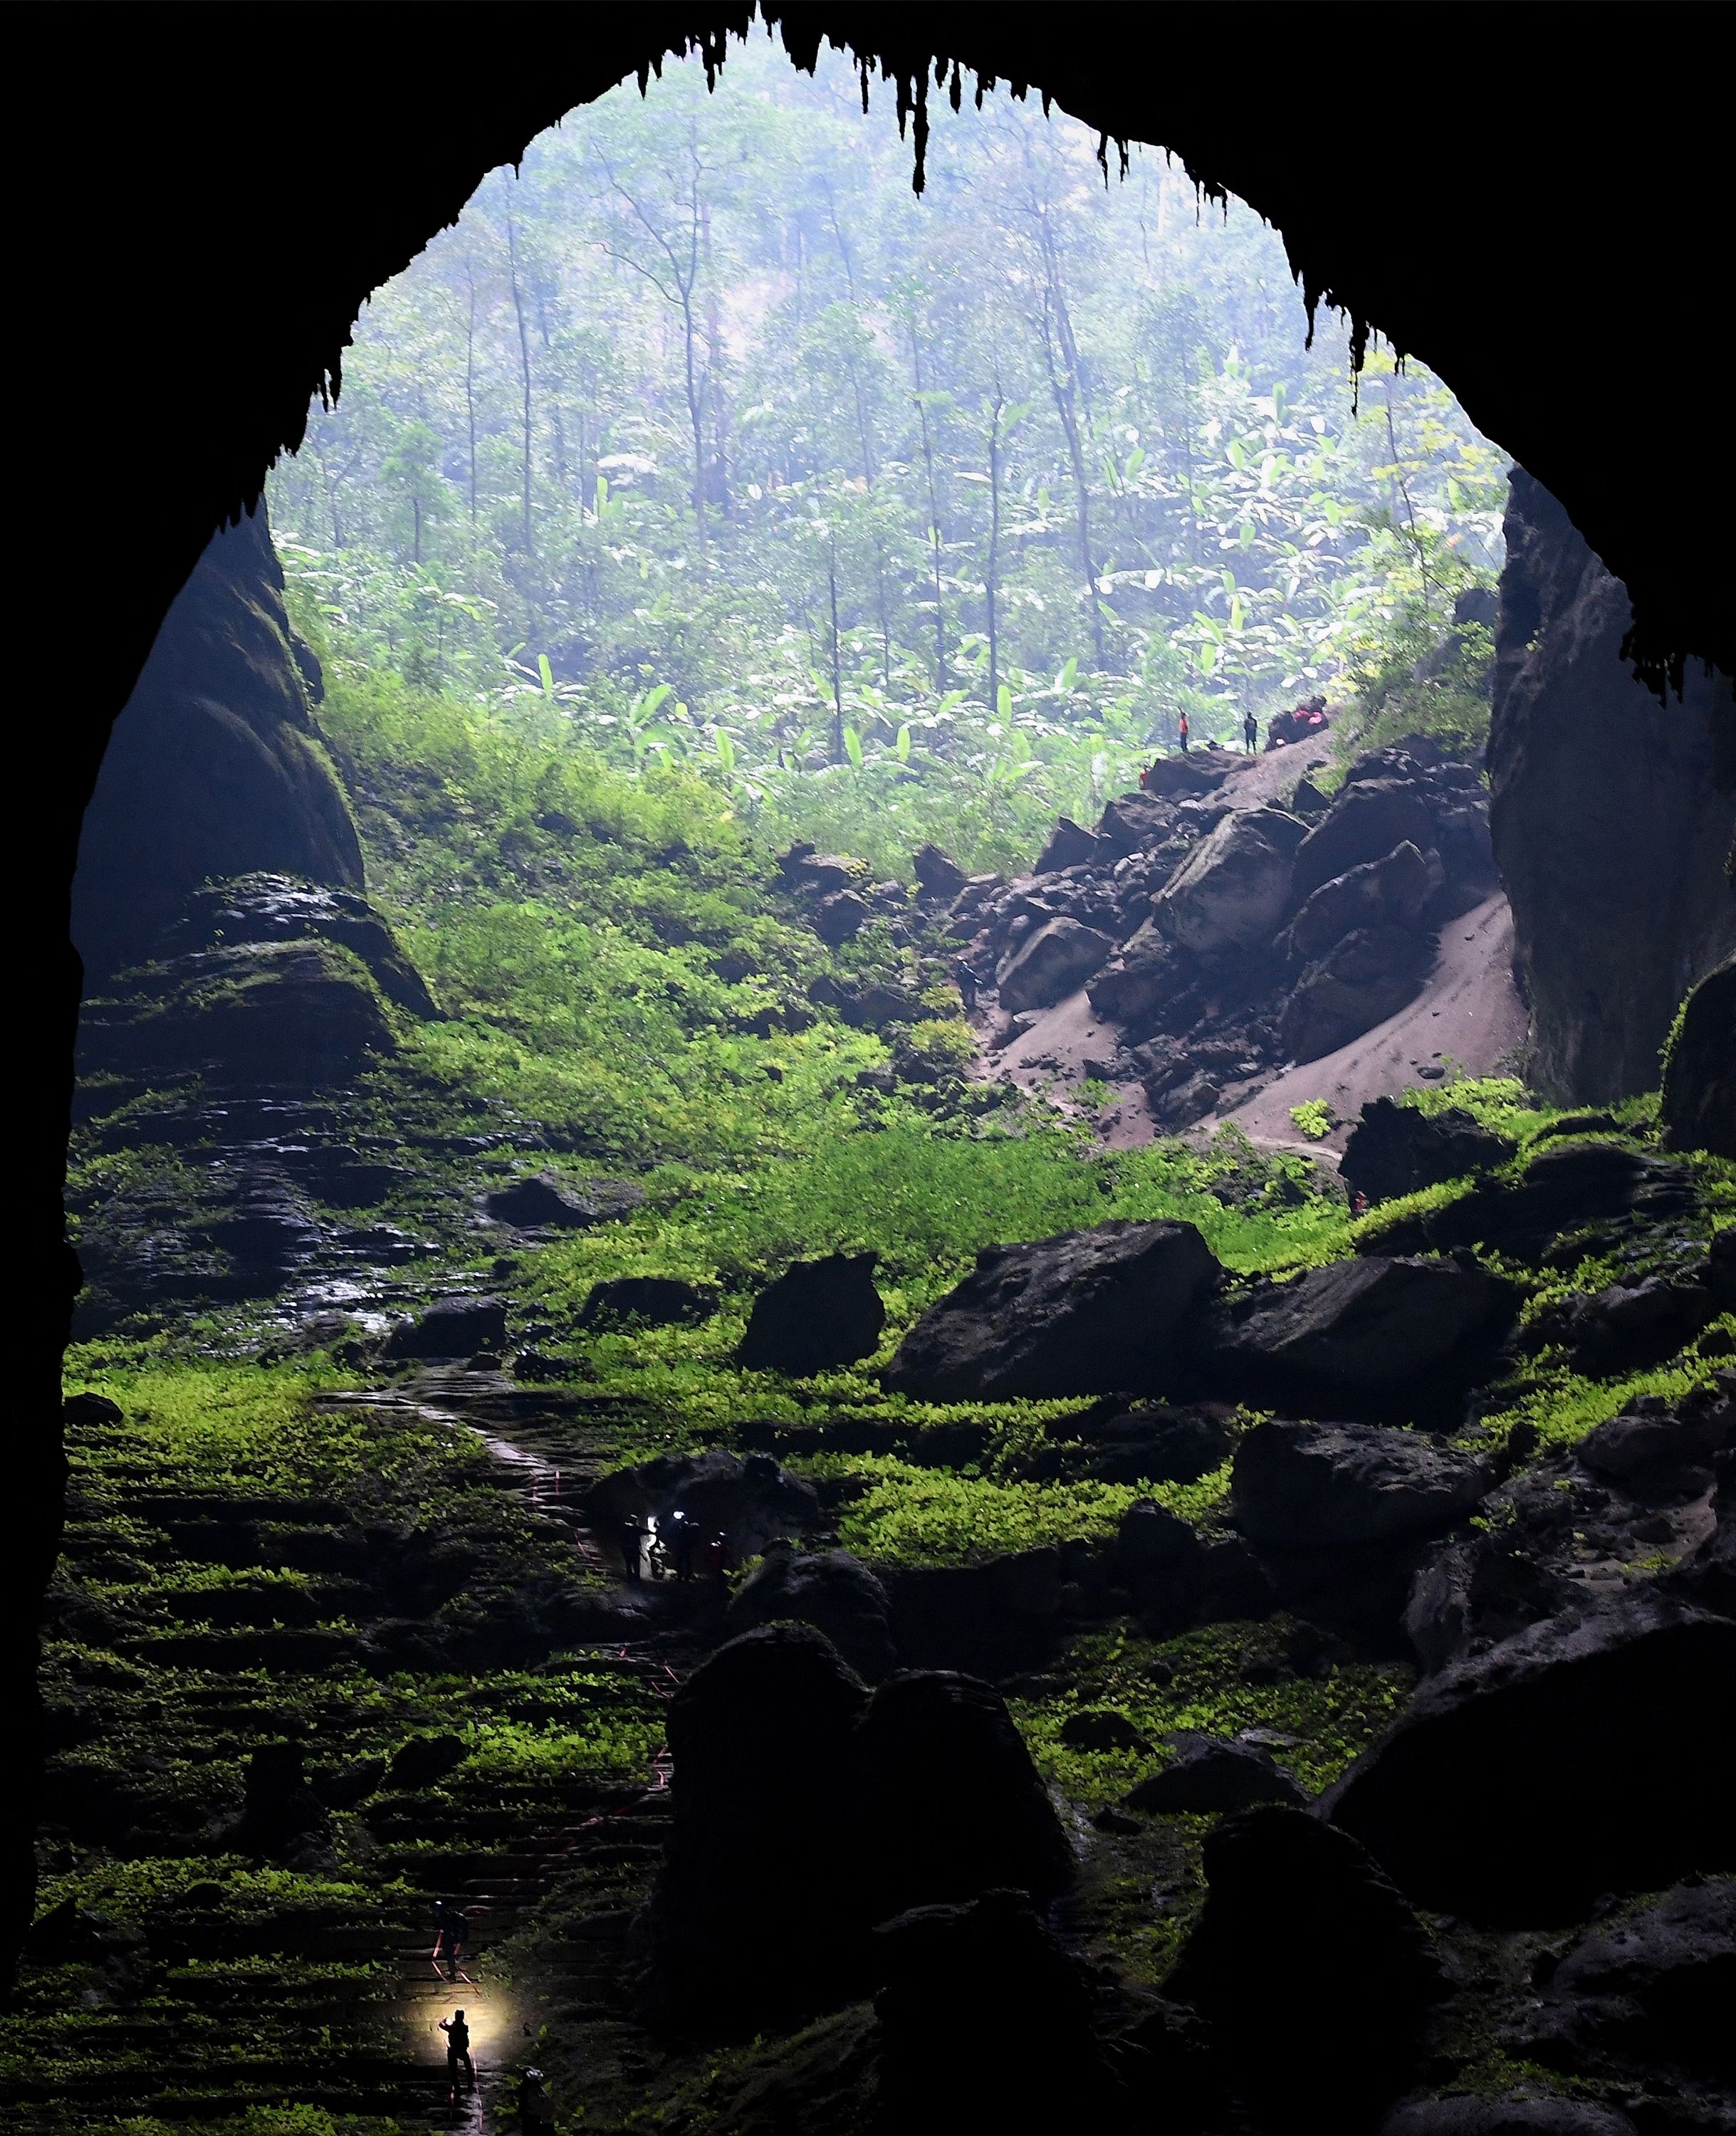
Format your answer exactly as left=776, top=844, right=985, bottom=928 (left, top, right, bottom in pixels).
left=1211, top=891, right=1527, bottom=1156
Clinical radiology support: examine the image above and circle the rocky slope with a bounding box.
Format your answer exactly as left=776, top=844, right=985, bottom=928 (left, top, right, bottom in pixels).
left=1489, top=471, right=1736, bottom=1104
left=946, top=728, right=1504, bottom=1135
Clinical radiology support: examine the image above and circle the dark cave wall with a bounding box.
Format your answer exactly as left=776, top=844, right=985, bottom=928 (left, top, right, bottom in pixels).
left=72, top=507, right=363, bottom=981
left=10, top=1, right=1735, bottom=1970
left=1488, top=473, right=1736, bottom=1105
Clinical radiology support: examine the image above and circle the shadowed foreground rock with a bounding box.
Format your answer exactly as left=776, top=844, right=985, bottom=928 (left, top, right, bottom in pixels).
left=884, top=1220, right=1223, bottom=1400
left=1379, top=2101, right=1639, bottom=2135
left=644, top=1627, right=1073, bottom=2028
left=725, top=1547, right=898, bottom=1681
left=873, top=1890, right=1117, bottom=2130
left=1325, top=1595, right=1736, bottom=1922
left=737, top=1253, right=886, bottom=1374
left=1167, top=1805, right=1443, bottom=2129
left=1125, top=1733, right=1305, bottom=1813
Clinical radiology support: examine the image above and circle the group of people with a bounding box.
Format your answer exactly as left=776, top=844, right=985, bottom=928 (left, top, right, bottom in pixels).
left=1171, top=707, right=1265, bottom=757
left=618, top=1507, right=735, bottom=1583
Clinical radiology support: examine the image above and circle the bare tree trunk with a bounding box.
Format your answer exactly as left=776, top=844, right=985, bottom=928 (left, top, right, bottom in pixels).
left=911, top=329, right=948, bottom=693
left=986, top=384, right=1005, bottom=714
left=827, top=546, right=845, bottom=763
left=463, top=262, right=479, bottom=525
left=1034, top=243, right=1106, bottom=664
left=503, top=195, right=534, bottom=555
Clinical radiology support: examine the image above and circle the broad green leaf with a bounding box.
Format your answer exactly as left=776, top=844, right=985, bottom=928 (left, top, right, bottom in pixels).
left=844, top=725, right=864, bottom=770
left=537, top=654, right=555, bottom=698
left=895, top=723, right=911, bottom=762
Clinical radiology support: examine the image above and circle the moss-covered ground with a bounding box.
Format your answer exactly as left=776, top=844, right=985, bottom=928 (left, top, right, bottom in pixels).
left=42, top=671, right=1734, bottom=2131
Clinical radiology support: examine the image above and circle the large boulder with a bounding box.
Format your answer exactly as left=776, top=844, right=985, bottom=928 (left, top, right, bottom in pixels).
left=1280, top=922, right=1427, bottom=1062
left=1342, top=1097, right=1510, bottom=1205
left=1084, top=928, right=1183, bottom=1035
left=1292, top=779, right=1436, bottom=901
left=854, top=1670, right=1074, bottom=1922
left=649, top=1623, right=872, bottom=2024
left=1324, top=1594, right=1736, bottom=1922
left=1200, top=1255, right=1518, bottom=1423
left=886, top=1549, right=1069, bottom=1676
left=1232, top=1419, right=1494, bottom=1550
left=1095, top=788, right=1175, bottom=854
left=72, top=506, right=364, bottom=983
left=80, top=936, right=399, bottom=1088
left=1062, top=1403, right=1233, bottom=1486
left=1152, top=807, right=1309, bottom=956
left=647, top=1628, right=1077, bottom=2030
left=873, top=1890, right=1114, bottom=2127
left=1166, top=1805, right=1444, bottom=2125
left=883, top=1221, right=1224, bottom=1401
left=724, top=1548, right=898, bottom=1681
left=484, top=1173, right=644, bottom=1230
left=160, top=873, right=435, bottom=1016
left=585, top=1447, right=820, bottom=1558
left=1283, top=839, right=1439, bottom=963
left=1487, top=471, right=1736, bottom=1104
left=1364, top=1138, right=1695, bottom=1261
left=1125, top=1733, right=1306, bottom=1813
left=384, top=1294, right=508, bottom=1360
left=911, top=843, right=968, bottom=901
left=996, top=916, right=1116, bottom=1012
left=736, top=1253, right=886, bottom=1375
left=1661, top=954, right=1736, bottom=1158
left=1530, top=1876, right=1736, bottom=2083
left=575, top=1274, right=713, bottom=1330
left=1032, top=815, right=1106, bottom=874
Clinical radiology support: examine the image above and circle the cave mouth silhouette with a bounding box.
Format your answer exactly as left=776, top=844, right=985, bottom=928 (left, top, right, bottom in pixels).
left=11, top=1, right=1732, bottom=1976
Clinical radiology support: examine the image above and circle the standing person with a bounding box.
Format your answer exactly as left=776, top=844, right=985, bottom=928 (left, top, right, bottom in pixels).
left=619, top=1514, right=644, bottom=1583
left=1243, top=708, right=1259, bottom=753
left=669, top=1509, right=699, bottom=1583
left=431, top=1897, right=466, bottom=1981
left=1178, top=711, right=1191, bottom=755
left=439, top=2009, right=474, bottom=2094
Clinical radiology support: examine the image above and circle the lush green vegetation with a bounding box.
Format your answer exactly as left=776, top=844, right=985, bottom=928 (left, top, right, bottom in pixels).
left=270, top=40, right=1505, bottom=877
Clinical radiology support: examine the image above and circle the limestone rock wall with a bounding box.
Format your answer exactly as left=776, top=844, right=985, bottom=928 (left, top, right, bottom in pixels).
left=1488, top=473, right=1735, bottom=1103
left=72, top=506, right=363, bottom=980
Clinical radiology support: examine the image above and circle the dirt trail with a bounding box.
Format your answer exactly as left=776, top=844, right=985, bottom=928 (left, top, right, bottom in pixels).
left=316, top=1379, right=681, bottom=2131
